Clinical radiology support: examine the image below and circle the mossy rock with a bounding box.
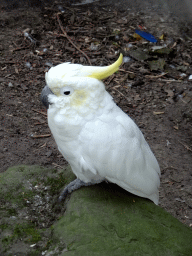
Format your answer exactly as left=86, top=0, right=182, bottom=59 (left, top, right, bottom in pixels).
left=0, top=165, right=192, bottom=256
left=0, top=165, right=74, bottom=255
left=53, top=183, right=192, bottom=256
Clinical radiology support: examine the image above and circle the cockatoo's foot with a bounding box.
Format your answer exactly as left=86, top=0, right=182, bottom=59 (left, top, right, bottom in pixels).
left=58, top=178, right=103, bottom=202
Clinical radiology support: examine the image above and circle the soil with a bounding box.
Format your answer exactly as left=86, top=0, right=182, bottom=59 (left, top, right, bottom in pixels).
left=0, top=0, right=192, bottom=230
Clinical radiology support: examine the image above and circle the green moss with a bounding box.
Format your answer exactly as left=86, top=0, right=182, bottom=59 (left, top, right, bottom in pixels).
left=2, top=236, right=14, bottom=244
left=0, top=207, right=18, bottom=218
left=3, top=189, right=35, bottom=209
left=44, top=172, right=67, bottom=195
left=24, top=226, right=42, bottom=243
left=12, top=223, right=41, bottom=243
left=0, top=223, right=9, bottom=231
left=29, top=250, right=43, bottom=256
left=46, top=239, right=53, bottom=248
left=1, top=223, right=42, bottom=244
left=53, top=184, right=192, bottom=256
left=7, top=208, right=17, bottom=216
left=13, top=224, right=23, bottom=237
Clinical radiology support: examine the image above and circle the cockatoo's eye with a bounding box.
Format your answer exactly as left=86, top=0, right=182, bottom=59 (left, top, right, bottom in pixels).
left=60, top=87, right=74, bottom=96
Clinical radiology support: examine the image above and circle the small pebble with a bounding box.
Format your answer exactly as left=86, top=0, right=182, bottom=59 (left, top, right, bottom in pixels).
left=58, top=5, right=65, bottom=13
left=30, top=244, right=36, bottom=248
left=25, top=62, right=33, bottom=70
left=180, top=73, right=187, bottom=78
left=24, top=32, right=29, bottom=37
left=10, top=216, right=17, bottom=219
left=123, top=56, right=131, bottom=63
left=8, top=82, right=13, bottom=87
left=127, top=43, right=133, bottom=48
left=45, top=62, right=53, bottom=67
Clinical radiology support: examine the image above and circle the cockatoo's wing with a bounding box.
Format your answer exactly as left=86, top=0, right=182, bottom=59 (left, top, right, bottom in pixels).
left=77, top=99, right=160, bottom=204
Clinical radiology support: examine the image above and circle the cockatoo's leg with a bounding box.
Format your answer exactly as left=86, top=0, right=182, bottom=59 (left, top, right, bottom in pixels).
left=58, top=178, right=104, bottom=202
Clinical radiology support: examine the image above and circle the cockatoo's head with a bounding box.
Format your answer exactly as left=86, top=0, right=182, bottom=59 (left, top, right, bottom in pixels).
left=40, top=54, right=123, bottom=115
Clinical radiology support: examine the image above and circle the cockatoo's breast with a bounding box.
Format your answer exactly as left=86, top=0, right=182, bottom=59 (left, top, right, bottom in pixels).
left=47, top=91, right=115, bottom=139
left=47, top=91, right=120, bottom=183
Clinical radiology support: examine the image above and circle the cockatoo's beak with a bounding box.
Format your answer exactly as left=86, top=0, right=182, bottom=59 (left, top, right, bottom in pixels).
left=87, top=53, right=123, bottom=80
left=40, top=85, right=54, bottom=109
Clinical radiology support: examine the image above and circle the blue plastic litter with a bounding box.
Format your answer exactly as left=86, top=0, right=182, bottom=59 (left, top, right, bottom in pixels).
left=135, top=29, right=157, bottom=43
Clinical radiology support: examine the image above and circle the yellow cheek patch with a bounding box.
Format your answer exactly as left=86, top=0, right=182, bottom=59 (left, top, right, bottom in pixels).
left=71, top=90, right=87, bottom=106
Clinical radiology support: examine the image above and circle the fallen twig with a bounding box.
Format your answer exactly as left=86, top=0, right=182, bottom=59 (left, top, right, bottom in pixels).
left=113, top=85, right=121, bottom=89
left=24, top=32, right=37, bottom=45
left=105, top=74, right=115, bottom=85
left=160, top=79, right=182, bottom=83
left=0, top=61, right=17, bottom=64
left=52, top=163, right=63, bottom=169
left=171, top=42, right=177, bottom=49
left=34, top=121, right=46, bottom=125
left=32, top=134, right=51, bottom=138
left=32, top=109, right=47, bottom=116
left=11, top=46, right=29, bottom=53
left=145, top=72, right=168, bottom=79
left=56, top=13, right=91, bottom=65
left=153, top=111, right=165, bottom=115
left=39, top=143, right=47, bottom=148
left=179, top=141, right=192, bottom=152
left=162, top=166, right=178, bottom=171
left=119, top=69, right=134, bottom=74
left=113, top=87, right=130, bottom=102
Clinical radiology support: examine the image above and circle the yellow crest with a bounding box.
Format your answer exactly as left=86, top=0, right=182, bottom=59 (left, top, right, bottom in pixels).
left=88, top=53, right=123, bottom=80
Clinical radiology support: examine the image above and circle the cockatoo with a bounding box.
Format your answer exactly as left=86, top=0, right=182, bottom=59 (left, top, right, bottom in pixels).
left=40, top=54, right=160, bottom=204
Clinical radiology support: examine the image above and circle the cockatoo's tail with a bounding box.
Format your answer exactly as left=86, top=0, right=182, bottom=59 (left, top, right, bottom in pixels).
left=88, top=53, right=123, bottom=80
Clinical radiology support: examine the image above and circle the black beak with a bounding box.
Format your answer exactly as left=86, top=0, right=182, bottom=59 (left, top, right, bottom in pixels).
left=40, top=85, right=54, bottom=109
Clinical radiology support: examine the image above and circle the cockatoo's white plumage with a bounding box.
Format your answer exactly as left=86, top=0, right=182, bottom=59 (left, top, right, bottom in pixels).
left=44, top=54, right=160, bottom=204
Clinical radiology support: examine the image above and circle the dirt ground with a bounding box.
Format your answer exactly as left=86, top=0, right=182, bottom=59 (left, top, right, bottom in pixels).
left=0, top=0, right=192, bottom=229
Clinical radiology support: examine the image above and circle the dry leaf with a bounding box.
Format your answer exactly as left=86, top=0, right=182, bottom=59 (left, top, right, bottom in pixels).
left=132, top=33, right=142, bottom=41
left=153, top=111, right=165, bottom=115
left=159, top=34, right=165, bottom=40
left=164, top=89, right=174, bottom=97
left=134, top=94, right=141, bottom=101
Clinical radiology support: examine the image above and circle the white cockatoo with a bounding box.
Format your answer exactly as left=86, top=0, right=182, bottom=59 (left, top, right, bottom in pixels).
left=41, top=54, right=160, bottom=204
